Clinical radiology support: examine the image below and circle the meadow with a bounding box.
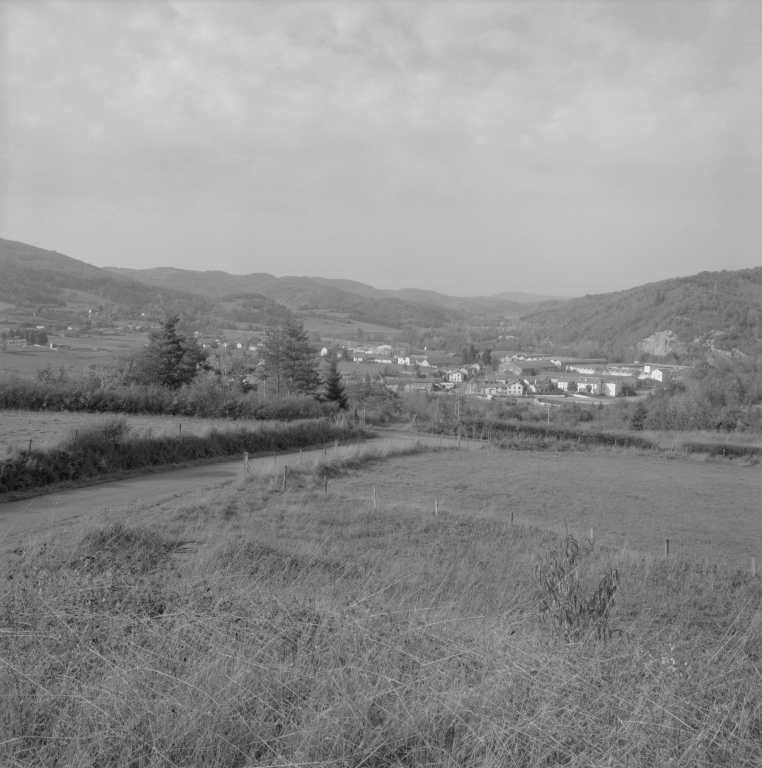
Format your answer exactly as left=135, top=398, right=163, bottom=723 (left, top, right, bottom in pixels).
left=1, top=442, right=759, bottom=766
left=0, top=410, right=265, bottom=455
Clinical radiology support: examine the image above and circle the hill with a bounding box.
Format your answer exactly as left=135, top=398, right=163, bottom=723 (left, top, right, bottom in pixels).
left=523, top=267, right=762, bottom=359
left=0, top=239, right=209, bottom=313
left=106, top=267, right=459, bottom=329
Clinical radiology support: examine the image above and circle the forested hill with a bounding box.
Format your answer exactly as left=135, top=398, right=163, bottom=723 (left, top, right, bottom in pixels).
left=524, top=267, right=762, bottom=358
left=107, top=266, right=459, bottom=329
left=0, top=239, right=209, bottom=312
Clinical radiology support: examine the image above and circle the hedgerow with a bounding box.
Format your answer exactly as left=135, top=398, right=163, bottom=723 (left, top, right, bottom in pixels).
left=0, top=418, right=361, bottom=495
left=0, top=374, right=337, bottom=420
left=419, top=418, right=657, bottom=450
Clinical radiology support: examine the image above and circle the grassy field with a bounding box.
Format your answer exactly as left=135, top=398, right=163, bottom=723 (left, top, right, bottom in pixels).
left=0, top=332, right=146, bottom=378
left=0, top=410, right=256, bottom=456
left=298, top=312, right=406, bottom=338
left=339, top=446, right=762, bottom=565
left=1, top=442, right=759, bottom=766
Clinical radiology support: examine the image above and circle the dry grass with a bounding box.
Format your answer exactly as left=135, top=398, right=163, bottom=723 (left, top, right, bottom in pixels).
left=0, top=410, right=297, bottom=457
left=1, top=445, right=761, bottom=766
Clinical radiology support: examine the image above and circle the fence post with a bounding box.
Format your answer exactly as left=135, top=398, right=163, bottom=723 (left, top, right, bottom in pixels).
left=590, top=528, right=594, bottom=543
left=664, top=539, right=670, bottom=558
left=273, top=453, right=276, bottom=466
left=324, top=476, right=327, bottom=494
left=511, top=512, right=514, bottom=528
left=458, top=435, right=461, bottom=449
left=27, top=439, right=32, bottom=456
left=435, top=497, right=438, bottom=516
left=373, top=485, right=376, bottom=509
left=283, top=466, right=287, bottom=492
left=752, top=557, right=756, bottom=578
left=439, top=434, right=442, bottom=447
left=179, top=423, right=182, bottom=436
left=149, top=427, right=151, bottom=440
left=243, top=452, right=249, bottom=477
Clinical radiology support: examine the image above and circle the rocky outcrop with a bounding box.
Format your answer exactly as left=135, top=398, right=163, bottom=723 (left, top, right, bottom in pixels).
left=637, top=330, right=688, bottom=357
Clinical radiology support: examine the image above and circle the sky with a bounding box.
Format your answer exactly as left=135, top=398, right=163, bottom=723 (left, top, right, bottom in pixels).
left=1, top=0, right=760, bottom=298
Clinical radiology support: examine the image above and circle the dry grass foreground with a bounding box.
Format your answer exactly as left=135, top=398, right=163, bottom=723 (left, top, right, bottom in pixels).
left=1, top=442, right=761, bottom=767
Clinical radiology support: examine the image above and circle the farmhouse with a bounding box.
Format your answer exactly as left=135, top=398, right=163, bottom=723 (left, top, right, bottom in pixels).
left=383, top=378, right=435, bottom=392
left=502, top=359, right=558, bottom=377
left=523, top=376, right=555, bottom=393
left=5, top=338, right=27, bottom=349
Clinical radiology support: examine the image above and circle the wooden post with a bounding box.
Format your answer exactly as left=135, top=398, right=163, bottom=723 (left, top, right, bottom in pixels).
left=75, top=429, right=78, bottom=440
left=664, top=539, right=670, bottom=558
left=179, top=423, right=182, bottom=436
left=752, top=557, right=756, bottom=578
left=273, top=453, right=276, bottom=465
left=283, top=466, right=287, bottom=492
left=590, top=528, right=594, bottom=543
left=439, top=434, right=442, bottom=447
left=243, top=452, right=249, bottom=477
left=27, top=439, right=32, bottom=455
left=511, top=512, right=514, bottom=528
left=435, top=497, right=438, bottom=516
left=373, top=485, right=376, bottom=509
left=324, top=476, right=327, bottom=494
left=324, top=446, right=327, bottom=457
left=458, top=435, right=461, bottom=449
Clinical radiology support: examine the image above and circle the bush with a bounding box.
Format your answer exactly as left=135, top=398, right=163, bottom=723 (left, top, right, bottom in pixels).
left=0, top=373, right=339, bottom=421
left=535, top=533, right=620, bottom=642
left=0, top=420, right=362, bottom=496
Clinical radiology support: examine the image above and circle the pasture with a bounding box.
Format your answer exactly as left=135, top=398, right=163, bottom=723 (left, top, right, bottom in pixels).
left=0, top=332, right=146, bottom=378
left=1, top=442, right=759, bottom=766
left=333, top=447, right=762, bottom=566
left=298, top=311, right=406, bottom=338
left=0, top=409, right=256, bottom=455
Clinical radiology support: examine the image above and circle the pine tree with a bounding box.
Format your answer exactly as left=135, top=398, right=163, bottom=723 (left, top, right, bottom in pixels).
left=323, top=354, right=348, bottom=409
left=261, top=319, right=320, bottom=396
left=134, top=314, right=206, bottom=389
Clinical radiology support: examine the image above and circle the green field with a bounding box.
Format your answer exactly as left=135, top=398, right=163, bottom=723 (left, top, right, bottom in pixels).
left=0, top=332, right=147, bottom=378
left=299, top=312, right=406, bottom=338
left=1, top=443, right=759, bottom=766
left=0, top=409, right=259, bottom=455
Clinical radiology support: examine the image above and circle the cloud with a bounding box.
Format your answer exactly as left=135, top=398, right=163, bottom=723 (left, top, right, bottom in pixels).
left=1, top=0, right=759, bottom=295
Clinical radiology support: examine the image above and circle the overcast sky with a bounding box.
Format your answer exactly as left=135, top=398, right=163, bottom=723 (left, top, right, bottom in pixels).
left=1, top=1, right=760, bottom=297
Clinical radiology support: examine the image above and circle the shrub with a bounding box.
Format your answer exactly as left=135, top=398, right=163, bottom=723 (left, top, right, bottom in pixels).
left=535, top=533, right=620, bottom=642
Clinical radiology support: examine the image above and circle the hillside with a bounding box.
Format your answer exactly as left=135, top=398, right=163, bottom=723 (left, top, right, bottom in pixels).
left=0, top=239, right=209, bottom=313
left=524, top=267, right=762, bottom=358
left=107, top=267, right=460, bottom=329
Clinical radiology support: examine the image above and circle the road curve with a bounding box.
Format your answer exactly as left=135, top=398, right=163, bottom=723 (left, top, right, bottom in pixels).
left=0, top=431, right=478, bottom=542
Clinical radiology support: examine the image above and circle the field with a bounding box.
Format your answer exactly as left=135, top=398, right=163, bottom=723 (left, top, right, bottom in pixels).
left=0, top=410, right=259, bottom=455
left=298, top=311, right=406, bottom=338
left=1, top=443, right=760, bottom=766
left=0, top=332, right=146, bottom=378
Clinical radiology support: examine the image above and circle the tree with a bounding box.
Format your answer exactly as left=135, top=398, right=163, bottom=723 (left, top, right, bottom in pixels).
left=132, top=314, right=206, bottom=389
left=630, top=400, right=648, bottom=431
left=261, top=319, right=320, bottom=396
left=323, top=354, right=348, bottom=409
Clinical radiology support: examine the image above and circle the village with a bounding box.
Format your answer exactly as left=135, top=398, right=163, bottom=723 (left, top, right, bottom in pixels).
left=321, top=344, right=689, bottom=400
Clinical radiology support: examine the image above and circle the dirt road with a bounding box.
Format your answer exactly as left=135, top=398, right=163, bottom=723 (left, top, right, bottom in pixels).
left=0, top=431, right=472, bottom=542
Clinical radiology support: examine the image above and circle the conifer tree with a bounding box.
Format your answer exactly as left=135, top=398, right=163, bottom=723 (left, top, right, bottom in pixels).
left=261, top=319, right=320, bottom=396
left=134, top=314, right=206, bottom=388
left=323, top=353, right=348, bottom=409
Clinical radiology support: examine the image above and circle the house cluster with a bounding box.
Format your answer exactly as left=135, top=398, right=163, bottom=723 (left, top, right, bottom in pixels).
left=471, top=353, right=690, bottom=399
